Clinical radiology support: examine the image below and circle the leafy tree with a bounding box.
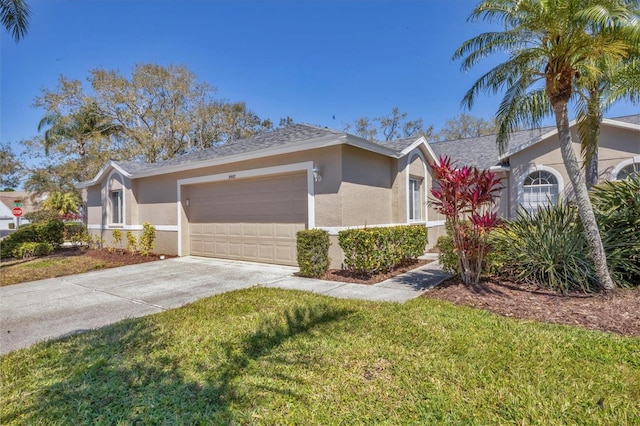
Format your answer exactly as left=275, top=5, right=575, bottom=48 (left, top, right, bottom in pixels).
left=40, top=191, right=80, bottom=215
left=25, top=63, right=274, bottom=190
left=438, top=113, right=497, bottom=140
left=278, top=116, right=295, bottom=127
left=1, top=0, right=30, bottom=42
left=0, top=143, right=21, bottom=189
left=345, top=107, right=436, bottom=142
left=454, top=0, right=640, bottom=291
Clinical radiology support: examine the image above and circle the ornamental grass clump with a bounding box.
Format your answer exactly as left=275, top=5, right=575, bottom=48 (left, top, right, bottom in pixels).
left=429, top=156, right=502, bottom=285
left=491, top=203, right=599, bottom=293
left=491, top=176, right=640, bottom=293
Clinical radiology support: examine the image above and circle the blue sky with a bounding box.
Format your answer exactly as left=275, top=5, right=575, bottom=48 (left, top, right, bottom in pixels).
left=1, top=0, right=637, bottom=156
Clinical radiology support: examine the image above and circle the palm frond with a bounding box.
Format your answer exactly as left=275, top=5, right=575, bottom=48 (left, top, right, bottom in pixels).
left=0, top=0, right=30, bottom=42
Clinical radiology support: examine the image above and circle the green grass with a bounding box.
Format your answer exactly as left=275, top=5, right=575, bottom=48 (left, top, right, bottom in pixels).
left=1, top=256, right=108, bottom=286
left=2, top=288, right=639, bottom=425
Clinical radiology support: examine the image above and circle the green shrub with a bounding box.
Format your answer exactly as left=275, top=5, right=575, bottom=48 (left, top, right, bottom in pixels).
left=126, top=231, right=138, bottom=253
left=491, top=203, right=598, bottom=293
left=338, top=225, right=427, bottom=275
left=437, top=226, right=501, bottom=277
left=0, top=219, right=64, bottom=259
left=296, top=229, right=331, bottom=277
left=436, top=234, right=457, bottom=275
left=91, top=234, right=105, bottom=250
left=139, top=223, right=156, bottom=256
left=37, top=219, right=64, bottom=248
left=590, top=176, right=640, bottom=287
left=23, top=208, right=60, bottom=223
left=64, top=222, right=86, bottom=241
left=13, top=242, right=54, bottom=258
left=490, top=176, right=640, bottom=292
left=111, top=229, right=123, bottom=251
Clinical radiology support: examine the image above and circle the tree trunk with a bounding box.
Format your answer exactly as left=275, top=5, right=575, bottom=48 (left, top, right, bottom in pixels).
left=552, top=103, right=615, bottom=291
left=585, top=150, right=598, bottom=188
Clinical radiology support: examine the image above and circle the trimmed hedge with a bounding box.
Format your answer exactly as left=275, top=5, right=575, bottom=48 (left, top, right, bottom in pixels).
left=1, top=219, right=64, bottom=259
left=296, top=229, right=331, bottom=277
left=338, top=225, right=427, bottom=275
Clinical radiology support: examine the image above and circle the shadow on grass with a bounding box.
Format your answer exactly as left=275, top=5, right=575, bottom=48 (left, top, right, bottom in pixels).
left=2, top=302, right=352, bottom=424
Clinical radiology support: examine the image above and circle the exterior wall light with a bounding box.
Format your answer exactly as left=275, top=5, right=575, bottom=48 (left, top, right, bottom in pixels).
left=313, top=166, right=323, bottom=182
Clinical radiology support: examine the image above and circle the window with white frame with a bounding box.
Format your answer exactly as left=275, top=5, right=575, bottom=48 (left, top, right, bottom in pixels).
left=616, top=162, right=640, bottom=180
left=409, top=177, right=422, bottom=221
left=110, top=190, right=123, bottom=224
left=522, top=170, right=558, bottom=213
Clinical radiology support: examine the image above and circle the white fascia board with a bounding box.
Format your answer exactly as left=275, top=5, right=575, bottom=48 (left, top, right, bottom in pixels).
left=131, top=134, right=347, bottom=180
left=499, top=126, right=561, bottom=160
left=601, top=118, right=640, bottom=131
left=498, top=116, right=640, bottom=161
left=489, top=165, right=510, bottom=172
left=399, top=137, right=438, bottom=162
left=76, top=160, right=132, bottom=188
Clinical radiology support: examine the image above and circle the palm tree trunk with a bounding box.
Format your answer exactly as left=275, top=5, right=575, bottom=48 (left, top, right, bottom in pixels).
left=553, top=103, right=615, bottom=291
left=586, top=150, right=598, bottom=188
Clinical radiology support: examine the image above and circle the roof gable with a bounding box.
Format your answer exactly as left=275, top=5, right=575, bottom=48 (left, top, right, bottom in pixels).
left=500, top=114, right=640, bottom=159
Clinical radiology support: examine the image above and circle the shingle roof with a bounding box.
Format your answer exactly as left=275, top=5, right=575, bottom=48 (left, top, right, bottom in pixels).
left=108, top=124, right=428, bottom=177
left=112, top=124, right=346, bottom=175
left=428, top=114, right=640, bottom=169
left=612, top=114, right=640, bottom=126
left=429, top=127, right=554, bottom=170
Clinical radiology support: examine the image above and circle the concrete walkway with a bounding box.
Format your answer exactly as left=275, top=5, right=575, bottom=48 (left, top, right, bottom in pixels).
left=0, top=256, right=449, bottom=355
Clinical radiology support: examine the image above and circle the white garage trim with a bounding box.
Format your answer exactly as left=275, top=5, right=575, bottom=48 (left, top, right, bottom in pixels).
left=176, top=161, right=315, bottom=256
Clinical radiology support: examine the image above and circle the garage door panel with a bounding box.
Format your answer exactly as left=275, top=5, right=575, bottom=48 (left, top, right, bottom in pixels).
left=188, top=172, right=307, bottom=266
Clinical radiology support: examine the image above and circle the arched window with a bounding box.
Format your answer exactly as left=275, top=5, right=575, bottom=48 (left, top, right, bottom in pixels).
left=616, top=162, right=639, bottom=180
left=522, top=170, right=558, bottom=213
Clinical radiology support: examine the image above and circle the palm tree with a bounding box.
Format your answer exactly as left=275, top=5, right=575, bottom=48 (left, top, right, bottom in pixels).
left=454, top=0, right=640, bottom=291
left=41, top=191, right=80, bottom=215
left=1, top=0, right=30, bottom=42
left=576, top=55, right=640, bottom=187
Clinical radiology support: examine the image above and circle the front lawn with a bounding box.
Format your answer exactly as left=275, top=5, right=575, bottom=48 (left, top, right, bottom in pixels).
left=0, top=248, right=163, bottom=286
left=2, top=288, right=638, bottom=425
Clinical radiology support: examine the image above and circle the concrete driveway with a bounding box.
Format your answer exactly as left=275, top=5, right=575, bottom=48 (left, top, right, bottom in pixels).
left=1, top=256, right=449, bottom=355
left=0, top=257, right=297, bottom=355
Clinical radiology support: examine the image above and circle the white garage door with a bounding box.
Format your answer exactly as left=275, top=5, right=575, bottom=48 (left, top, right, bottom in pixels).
left=187, top=172, right=307, bottom=266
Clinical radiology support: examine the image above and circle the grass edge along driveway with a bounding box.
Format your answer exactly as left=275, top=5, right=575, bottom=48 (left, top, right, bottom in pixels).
left=2, top=287, right=639, bottom=425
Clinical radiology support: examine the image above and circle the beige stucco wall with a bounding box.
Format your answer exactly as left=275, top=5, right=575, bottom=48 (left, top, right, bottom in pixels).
left=339, top=145, right=393, bottom=226
left=507, top=124, right=639, bottom=217
left=84, top=141, right=439, bottom=265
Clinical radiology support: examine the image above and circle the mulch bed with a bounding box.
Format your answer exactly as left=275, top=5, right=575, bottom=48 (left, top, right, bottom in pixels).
left=317, top=259, right=432, bottom=285
left=423, top=277, right=640, bottom=337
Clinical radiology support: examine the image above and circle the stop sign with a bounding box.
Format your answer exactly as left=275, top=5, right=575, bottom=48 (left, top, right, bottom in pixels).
left=12, top=207, right=23, bottom=217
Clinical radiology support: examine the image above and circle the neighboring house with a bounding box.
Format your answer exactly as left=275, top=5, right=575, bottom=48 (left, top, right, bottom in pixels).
left=431, top=114, right=639, bottom=218
left=0, top=191, right=38, bottom=235
left=79, top=115, right=639, bottom=268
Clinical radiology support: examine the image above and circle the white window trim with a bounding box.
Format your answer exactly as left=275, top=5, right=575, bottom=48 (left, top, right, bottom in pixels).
left=106, top=169, right=127, bottom=227
left=409, top=177, right=423, bottom=222
left=611, top=156, right=640, bottom=180
left=406, top=150, right=428, bottom=223
left=517, top=165, right=564, bottom=211
left=110, top=189, right=124, bottom=225
left=176, top=161, right=315, bottom=256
